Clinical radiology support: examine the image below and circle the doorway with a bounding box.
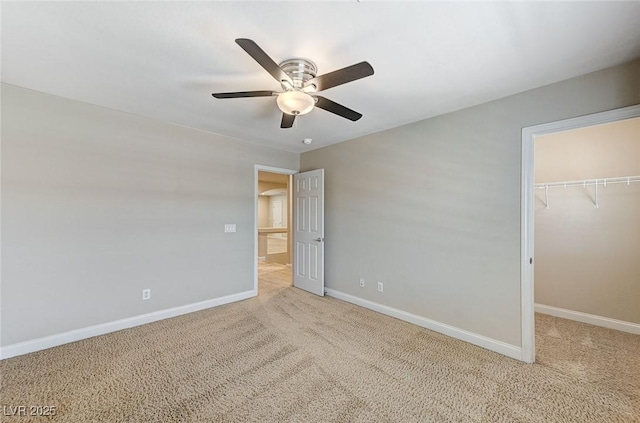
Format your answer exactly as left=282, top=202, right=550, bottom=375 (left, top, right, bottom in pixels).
left=520, top=104, right=640, bottom=363
left=254, top=165, right=297, bottom=294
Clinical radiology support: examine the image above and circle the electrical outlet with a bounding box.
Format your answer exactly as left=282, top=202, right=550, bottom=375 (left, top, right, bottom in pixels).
left=142, top=289, right=151, bottom=300
left=377, top=282, right=383, bottom=293
left=224, top=224, right=236, bottom=233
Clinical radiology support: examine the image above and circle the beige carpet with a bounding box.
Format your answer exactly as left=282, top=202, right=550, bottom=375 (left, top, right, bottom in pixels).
left=1, top=262, right=638, bottom=422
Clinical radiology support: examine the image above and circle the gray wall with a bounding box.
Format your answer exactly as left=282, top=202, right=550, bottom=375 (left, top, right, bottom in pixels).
left=535, top=119, right=640, bottom=324
left=1, top=84, right=299, bottom=346
left=301, top=60, right=640, bottom=347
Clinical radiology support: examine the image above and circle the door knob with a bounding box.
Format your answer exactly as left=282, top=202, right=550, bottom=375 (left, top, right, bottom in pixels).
left=314, top=237, right=324, bottom=242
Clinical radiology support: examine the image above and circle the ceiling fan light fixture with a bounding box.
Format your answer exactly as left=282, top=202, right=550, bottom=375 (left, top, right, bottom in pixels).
left=211, top=39, right=374, bottom=127
left=277, top=91, right=315, bottom=116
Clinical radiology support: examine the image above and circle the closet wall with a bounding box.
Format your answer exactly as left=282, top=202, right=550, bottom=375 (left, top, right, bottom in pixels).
left=535, top=117, right=640, bottom=324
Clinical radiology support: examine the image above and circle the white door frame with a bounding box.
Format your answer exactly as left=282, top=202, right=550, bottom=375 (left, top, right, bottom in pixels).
left=254, top=164, right=297, bottom=294
left=520, top=104, right=640, bottom=363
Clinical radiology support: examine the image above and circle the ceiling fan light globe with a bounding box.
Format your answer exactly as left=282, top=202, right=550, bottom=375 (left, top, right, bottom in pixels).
left=277, top=91, right=314, bottom=116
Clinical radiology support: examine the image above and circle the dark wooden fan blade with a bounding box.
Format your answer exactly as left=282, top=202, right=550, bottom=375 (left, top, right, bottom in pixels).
left=281, top=113, right=296, bottom=129
left=235, top=38, right=292, bottom=85
left=313, top=96, right=362, bottom=121
left=305, top=61, right=374, bottom=92
left=212, top=90, right=275, bottom=99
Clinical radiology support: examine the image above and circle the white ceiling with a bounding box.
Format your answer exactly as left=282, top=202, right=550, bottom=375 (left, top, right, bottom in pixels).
left=2, top=2, right=640, bottom=153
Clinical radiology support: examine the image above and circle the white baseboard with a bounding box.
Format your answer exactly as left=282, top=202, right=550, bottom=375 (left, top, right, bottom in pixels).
left=535, top=303, right=640, bottom=335
left=325, top=289, right=524, bottom=362
left=0, top=290, right=257, bottom=360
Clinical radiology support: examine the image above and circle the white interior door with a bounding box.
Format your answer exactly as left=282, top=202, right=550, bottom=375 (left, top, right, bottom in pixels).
left=293, top=169, right=324, bottom=296
left=271, top=199, right=283, bottom=227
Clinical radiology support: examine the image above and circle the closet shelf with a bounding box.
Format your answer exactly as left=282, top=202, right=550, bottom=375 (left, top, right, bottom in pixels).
left=535, top=175, right=639, bottom=189
left=535, top=175, right=639, bottom=209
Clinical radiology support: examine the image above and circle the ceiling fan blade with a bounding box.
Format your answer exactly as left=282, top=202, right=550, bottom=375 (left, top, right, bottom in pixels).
left=305, top=61, right=374, bottom=92
left=235, top=38, right=293, bottom=85
left=212, top=90, right=275, bottom=99
left=313, top=96, right=362, bottom=121
left=281, top=113, right=296, bottom=129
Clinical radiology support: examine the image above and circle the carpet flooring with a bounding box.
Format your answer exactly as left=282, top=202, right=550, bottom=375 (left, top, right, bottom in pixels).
left=1, top=262, right=638, bottom=422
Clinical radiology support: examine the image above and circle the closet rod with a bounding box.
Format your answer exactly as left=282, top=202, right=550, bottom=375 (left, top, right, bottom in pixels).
left=535, top=175, right=640, bottom=189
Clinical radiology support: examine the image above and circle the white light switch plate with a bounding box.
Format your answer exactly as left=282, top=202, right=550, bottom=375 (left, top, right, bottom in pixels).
left=224, top=224, right=236, bottom=233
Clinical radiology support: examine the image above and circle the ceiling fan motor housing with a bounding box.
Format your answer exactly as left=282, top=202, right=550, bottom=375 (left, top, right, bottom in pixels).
left=279, top=58, right=317, bottom=89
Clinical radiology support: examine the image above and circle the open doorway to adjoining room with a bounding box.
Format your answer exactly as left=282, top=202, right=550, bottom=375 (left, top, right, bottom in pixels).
left=255, top=167, right=296, bottom=295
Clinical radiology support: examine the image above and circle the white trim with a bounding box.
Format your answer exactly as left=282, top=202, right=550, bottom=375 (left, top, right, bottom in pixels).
left=0, top=290, right=256, bottom=360
left=254, top=164, right=297, bottom=294
left=521, top=126, right=536, bottom=363
left=535, top=304, right=640, bottom=335
left=326, top=289, right=523, bottom=361
left=521, top=104, right=640, bottom=363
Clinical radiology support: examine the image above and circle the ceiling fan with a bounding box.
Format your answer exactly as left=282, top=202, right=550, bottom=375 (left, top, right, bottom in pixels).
left=212, top=39, right=374, bottom=128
